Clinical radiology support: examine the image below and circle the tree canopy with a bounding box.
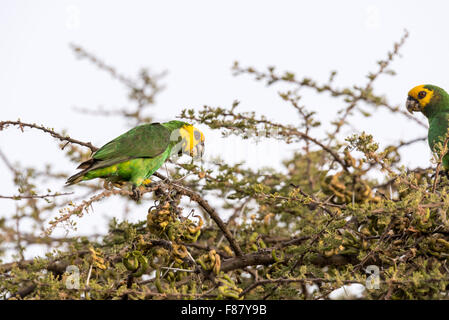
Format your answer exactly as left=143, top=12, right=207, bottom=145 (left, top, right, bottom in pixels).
left=2, top=30, right=449, bottom=300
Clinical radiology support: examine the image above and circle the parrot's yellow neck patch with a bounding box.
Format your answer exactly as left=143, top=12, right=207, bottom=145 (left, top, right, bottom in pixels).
left=179, top=124, right=205, bottom=153
left=408, top=85, right=434, bottom=108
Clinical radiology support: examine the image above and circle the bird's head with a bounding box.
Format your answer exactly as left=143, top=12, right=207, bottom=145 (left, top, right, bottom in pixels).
left=406, top=84, right=449, bottom=116
left=178, top=124, right=205, bottom=158
left=165, top=120, right=204, bottom=159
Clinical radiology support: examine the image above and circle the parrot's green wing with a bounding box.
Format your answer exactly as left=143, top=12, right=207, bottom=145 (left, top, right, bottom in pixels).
left=93, top=123, right=171, bottom=161
left=66, top=123, right=173, bottom=186
left=66, top=120, right=201, bottom=187
left=74, top=123, right=172, bottom=174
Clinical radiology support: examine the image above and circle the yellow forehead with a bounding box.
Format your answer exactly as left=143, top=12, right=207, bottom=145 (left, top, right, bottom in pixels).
left=181, top=124, right=205, bottom=142
left=408, top=85, right=434, bottom=107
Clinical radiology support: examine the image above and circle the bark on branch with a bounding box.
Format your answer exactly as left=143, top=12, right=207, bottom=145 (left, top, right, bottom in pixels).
left=0, top=120, right=98, bottom=152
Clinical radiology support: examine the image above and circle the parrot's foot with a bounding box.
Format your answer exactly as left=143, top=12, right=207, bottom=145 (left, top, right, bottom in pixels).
left=103, top=180, right=112, bottom=190
left=130, top=185, right=142, bottom=201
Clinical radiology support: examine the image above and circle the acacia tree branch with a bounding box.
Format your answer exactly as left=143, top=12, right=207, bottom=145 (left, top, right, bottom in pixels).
left=45, top=185, right=160, bottom=235
left=182, top=108, right=350, bottom=172
left=0, top=192, right=73, bottom=200
left=0, top=120, right=99, bottom=152
left=239, top=277, right=361, bottom=298
left=394, top=136, right=427, bottom=149
left=153, top=172, right=244, bottom=257
left=330, top=30, right=410, bottom=138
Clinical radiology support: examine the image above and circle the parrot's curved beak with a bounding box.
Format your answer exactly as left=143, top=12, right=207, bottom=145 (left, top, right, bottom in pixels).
left=406, top=96, right=421, bottom=113
left=193, top=141, right=205, bottom=159
left=179, top=139, right=204, bottom=159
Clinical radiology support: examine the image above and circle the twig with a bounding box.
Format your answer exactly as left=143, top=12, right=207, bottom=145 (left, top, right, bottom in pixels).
left=160, top=266, right=195, bottom=273
left=0, top=120, right=98, bottom=152
left=239, top=277, right=360, bottom=298
left=153, top=172, right=244, bottom=257
left=184, top=108, right=350, bottom=172
left=329, top=29, right=410, bottom=138
left=45, top=186, right=158, bottom=234
left=0, top=192, right=73, bottom=200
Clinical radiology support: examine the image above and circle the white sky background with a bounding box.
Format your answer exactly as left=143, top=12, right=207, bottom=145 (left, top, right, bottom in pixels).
left=1, top=0, right=449, bottom=260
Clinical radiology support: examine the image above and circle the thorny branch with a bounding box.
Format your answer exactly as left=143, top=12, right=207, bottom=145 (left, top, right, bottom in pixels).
left=3, top=30, right=449, bottom=300
left=0, top=192, right=73, bottom=200
left=0, top=120, right=98, bottom=152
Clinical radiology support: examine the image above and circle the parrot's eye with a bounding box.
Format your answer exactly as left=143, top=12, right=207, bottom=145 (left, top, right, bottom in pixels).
left=418, top=91, right=427, bottom=99
left=194, top=130, right=201, bottom=140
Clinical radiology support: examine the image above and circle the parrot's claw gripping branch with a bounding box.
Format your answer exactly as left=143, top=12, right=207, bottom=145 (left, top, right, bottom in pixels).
left=130, top=185, right=142, bottom=201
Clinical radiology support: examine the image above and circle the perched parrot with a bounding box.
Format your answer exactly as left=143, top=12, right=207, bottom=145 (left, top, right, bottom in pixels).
left=406, top=84, right=449, bottom=169
left=66, top=120, right=205, bottom=199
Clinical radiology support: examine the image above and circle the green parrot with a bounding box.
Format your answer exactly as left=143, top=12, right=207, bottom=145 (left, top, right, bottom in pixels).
left=66, top=120, right=205, bottom=199
left=406, top=84, right=449, bottom=169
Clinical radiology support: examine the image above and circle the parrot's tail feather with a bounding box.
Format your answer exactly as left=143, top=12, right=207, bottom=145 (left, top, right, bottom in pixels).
left=67, top=158, right=99, bottom=185
left=65, top=171, right=87, bottom=186
left=77, top=158, right=96, bottom=170
left=67, top=157, right=124, bottom=186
